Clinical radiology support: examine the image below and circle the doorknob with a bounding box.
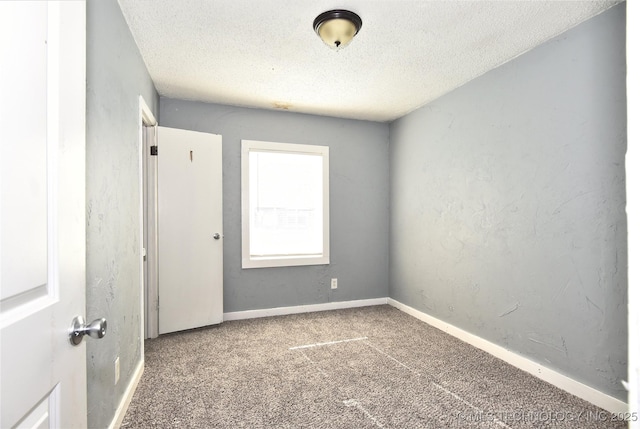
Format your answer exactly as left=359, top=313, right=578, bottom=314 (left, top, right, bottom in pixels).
left=69, top=316, right=107, bottom=346
left=213, top=233, right=221, bottom=240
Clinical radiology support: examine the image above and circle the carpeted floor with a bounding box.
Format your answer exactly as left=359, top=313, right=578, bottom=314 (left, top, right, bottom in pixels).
left=122, top=305, right=625, bottom=428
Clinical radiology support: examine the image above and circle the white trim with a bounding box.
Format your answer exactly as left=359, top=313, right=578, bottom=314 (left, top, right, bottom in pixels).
left=139, top=96, right=159, bottom=342
left=138, top=100, right=146, bottom=341
left=627, top=0, right=639, bottom=425
left=108, top=359, right=144, bottom=429
left=223, top=298, right=388, bottom=321
left=387, top=298, right=628, bottom=414
left=240, top=139, right=330, bottom=269
left=139, top=95, right=156, bottom=127
left=144, top=126, right=159, bottom=339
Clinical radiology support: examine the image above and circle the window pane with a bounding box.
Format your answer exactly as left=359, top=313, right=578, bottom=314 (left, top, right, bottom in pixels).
left=249, top=151, right=323, bottom=257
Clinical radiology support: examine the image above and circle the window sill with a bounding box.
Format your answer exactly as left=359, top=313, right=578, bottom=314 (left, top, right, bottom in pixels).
left=241, top=255, right=330, bottom=269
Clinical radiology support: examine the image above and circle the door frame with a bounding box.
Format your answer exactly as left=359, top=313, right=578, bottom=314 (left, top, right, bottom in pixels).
left=627, top=0, right=639, bottom=422
left=139, top=96, right=158, bottom=340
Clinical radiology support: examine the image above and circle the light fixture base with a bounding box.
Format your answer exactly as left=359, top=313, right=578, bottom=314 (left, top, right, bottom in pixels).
left=313, top=9, right=362, bottom=49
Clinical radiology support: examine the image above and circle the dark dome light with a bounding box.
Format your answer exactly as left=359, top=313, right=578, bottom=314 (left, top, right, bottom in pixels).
left=313, top=10, right=362, bottom=50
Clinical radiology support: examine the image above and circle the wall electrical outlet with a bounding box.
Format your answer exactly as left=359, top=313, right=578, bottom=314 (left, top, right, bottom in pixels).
left=114, top=357, right=120, bottom=385
left=331, top=278, right=338, bottom=290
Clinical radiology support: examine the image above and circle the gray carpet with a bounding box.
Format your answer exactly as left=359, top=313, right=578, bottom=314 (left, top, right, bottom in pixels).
left=122, top=305, right=625, bottom=428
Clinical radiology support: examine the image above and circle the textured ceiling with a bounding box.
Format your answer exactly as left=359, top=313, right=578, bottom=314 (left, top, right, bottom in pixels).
left=118, top=0, right=621, bottom=122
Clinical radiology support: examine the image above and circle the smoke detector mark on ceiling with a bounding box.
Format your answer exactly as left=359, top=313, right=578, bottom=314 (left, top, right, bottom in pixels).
left=273, top=102, right=291, bottom=110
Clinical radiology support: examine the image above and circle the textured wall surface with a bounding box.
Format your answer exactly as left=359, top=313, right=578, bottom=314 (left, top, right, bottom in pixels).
left=389, top=4, right=627, bottom=400
left=160, top=100, right=389, bottom=312
left=86, top=0, right=159, bottom=427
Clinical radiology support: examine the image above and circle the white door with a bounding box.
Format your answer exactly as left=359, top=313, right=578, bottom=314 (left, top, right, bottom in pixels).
left=157, top=127, right=223, bottom=334
left=0, top=1, right=88, bottom=428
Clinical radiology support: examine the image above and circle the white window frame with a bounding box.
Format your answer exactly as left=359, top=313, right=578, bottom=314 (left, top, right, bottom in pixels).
left=241, top=139, right=330, bottom=269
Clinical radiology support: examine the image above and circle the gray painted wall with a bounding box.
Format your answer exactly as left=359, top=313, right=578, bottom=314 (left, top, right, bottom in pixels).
left=86, top=0, right=159, bottom=427
left=159, top=100, right=389, bottom=312
left=389, top=4, right=627, bottom=400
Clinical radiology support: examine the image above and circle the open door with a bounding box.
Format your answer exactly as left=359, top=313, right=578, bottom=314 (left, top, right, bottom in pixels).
left=156, top=127, right=223, bottom=334
left=1, top=2, right=90, bottom=427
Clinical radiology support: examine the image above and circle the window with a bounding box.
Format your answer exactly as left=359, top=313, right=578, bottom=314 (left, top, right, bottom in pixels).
left=241, top=140, right=329, bottom=268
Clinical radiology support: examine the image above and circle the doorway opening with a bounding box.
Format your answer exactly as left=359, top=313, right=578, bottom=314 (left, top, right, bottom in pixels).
left=139, top=96, right=158, bottom=340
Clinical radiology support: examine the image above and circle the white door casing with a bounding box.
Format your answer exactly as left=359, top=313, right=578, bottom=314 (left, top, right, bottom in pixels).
left=628, top=0, right=639, bottom=424
left=140, top=98, right=158, bottom=340
left=157, top=127, right=223, bottom=334
left=0, top=1, right=87, bottom=428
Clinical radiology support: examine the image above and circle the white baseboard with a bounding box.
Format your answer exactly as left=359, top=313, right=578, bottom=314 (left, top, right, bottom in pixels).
left=387, top=298, right=628, bottom=414
left=109, top=358, right=144, bottom=429
left=223, top=298, right=388, bottom=322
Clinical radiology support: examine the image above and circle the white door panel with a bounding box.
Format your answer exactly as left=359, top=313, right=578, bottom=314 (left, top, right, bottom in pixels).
left=157, top=127, right=223, bottom=334
left=0, top=1, right=48, bottom=302
left=1, top=1, right=87, bottom=427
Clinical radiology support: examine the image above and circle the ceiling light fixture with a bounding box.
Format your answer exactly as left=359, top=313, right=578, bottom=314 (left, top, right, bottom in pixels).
left=313, top=9, right=362, bottom=50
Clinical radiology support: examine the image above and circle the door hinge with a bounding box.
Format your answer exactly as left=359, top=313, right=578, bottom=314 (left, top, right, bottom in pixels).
left=150, top=145, right=158, bottom=156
